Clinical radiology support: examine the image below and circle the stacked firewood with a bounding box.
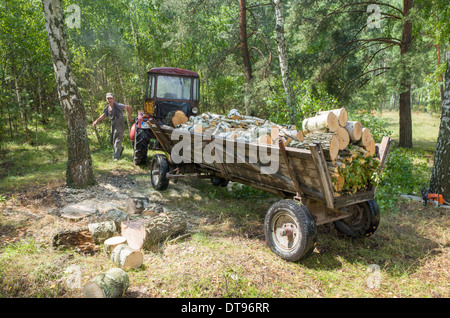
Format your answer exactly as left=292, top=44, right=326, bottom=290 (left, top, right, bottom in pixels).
left=172, top=108, right=380, bottom=195
left=299, top=108, right=379, bottom=194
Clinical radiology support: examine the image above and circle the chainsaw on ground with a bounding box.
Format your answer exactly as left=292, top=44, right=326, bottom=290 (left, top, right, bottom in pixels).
left=421, top=188, right=449, bottom=207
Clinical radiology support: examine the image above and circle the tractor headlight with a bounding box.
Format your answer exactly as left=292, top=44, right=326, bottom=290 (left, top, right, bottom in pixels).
left=192, top=107, right=198, bottom=115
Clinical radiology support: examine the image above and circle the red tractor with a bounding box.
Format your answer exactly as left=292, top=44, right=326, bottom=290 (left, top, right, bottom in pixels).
left=130, top=67, right=200, bottom=165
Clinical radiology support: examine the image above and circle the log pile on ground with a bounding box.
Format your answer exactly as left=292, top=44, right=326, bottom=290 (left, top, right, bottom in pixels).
left=175, top=107, right=380, bottom=195
left=53, top=194, right=188, bottom=255
left=120, top=210, right=187, bottom=250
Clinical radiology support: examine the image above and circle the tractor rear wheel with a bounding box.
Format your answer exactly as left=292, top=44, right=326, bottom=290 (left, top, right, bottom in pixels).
left=211, top=176, right=229, bottom=187
left=264, top=200, right=317, bottom=262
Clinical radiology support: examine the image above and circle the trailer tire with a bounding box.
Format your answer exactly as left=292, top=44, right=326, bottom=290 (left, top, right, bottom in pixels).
left=211, top=176, right=229, bottom=187
left=334, top=200, right=380, bottom=238
left=134, top=128, right=152, bottom=165
left=150, top=154, right=170, bottom=191
left=264, top=200, right=317, bottom=262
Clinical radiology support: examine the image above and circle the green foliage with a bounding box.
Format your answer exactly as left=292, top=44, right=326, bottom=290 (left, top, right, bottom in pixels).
left=348, top=110, right=393, bottom=143
left=375, top=148, right=429, bottom=211
left=265, top=78, right=340, bottom=127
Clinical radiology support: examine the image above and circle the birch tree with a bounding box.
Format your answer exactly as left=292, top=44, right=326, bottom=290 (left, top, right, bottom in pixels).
left=273, top=0, right=296, bottom=125
left=42, top=0, right=96, bottom=188
left=239, top=0, right=253, bottom=115
left=429, top=36, right=450, bottom=202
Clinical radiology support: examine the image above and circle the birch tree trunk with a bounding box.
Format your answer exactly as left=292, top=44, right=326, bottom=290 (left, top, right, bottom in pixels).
left=429, top=36, right=450, bottom=202
left=42, top=0, right=96, bottom=188
left=239, top=0, right=252, bottom=115
left=273, top=0, right=296, bottom=125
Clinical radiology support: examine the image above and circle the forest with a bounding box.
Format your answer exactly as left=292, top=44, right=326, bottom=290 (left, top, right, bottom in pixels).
left=0, top=0, right=449, bottom=299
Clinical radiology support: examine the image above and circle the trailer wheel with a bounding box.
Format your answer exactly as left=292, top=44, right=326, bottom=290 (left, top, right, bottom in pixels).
left=334, top=200, right=380, bottom=238
left=211, top=176, right=229, bottom=187
left=264, top=200, right=317, bottom=262
left=134, top=128, right=151, bottom=165
left=150, top=154, right=170, bottom=190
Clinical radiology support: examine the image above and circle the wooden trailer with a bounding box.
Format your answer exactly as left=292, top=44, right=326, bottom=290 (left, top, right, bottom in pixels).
left=147, top=118, right=391, bottom=262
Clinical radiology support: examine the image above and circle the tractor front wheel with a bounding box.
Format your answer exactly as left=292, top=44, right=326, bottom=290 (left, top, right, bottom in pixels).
left=150, top=154, right=170, bottom=191
left=134, top=127, right=151, bottom=165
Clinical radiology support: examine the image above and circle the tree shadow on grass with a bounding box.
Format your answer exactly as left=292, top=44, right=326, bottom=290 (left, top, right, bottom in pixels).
left=300, top=202, right=448, bottom=277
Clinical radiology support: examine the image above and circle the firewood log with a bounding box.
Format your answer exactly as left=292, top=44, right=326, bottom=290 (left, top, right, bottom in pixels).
left=110, top=244, right=143, bottom=269
left=83, top=268, right=129, bottom=298
left=302, top=112, right=339, bottom=134
left=365, top=135, right=376, bottom=157
left=258, top=134, right=273, bottom=144
left=345, top=121, right=362, bottom=142
left=171, top=110, right=189, bottom=127
left=335, top=127, right=350, bottom=150
left=359, top=127, right=372, bottom=147
left=120, top=211, right=187, bottom=250
left=106, top=209, right=130, bottom=228
left=52, top=227, right=98, bottom=254
left=290, top=132, right=340, bottom=161
left=88, top=221, right=117, bottom=244
left=104, top=236, right=127, bottom=256
left=317, top=107, right=348, bottom=127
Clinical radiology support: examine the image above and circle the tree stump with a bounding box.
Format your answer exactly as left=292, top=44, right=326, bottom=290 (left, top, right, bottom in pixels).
left=83, top=268, right=129, bottom=298
left=110, top=244, right=143, bottom=269
left=120, top=211, right=187, bottom=250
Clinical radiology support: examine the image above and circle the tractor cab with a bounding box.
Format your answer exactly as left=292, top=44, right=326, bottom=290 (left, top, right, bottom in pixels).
left=144, top=67, right=200, bottom=125
left=130, top=67, right=200, bottom=165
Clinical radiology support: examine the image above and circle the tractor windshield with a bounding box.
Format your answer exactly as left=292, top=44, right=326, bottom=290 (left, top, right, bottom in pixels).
left=156, top=76, right=192, bottom=101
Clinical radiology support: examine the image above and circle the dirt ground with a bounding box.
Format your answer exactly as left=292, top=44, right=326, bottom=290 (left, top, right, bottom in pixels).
left=1, top=171, right=449, bottom=298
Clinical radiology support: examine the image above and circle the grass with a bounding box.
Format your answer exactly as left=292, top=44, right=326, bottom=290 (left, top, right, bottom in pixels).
left=0, top=110, right=448, bottom=299
left=375, top=110, right=440, bottom=151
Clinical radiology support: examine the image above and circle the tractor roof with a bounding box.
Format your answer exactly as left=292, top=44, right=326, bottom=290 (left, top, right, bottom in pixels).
left=148, top=67, right=199, bottom=78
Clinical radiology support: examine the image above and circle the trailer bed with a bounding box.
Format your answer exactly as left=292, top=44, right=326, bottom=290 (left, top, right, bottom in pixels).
left=149, top=118, right=391, bottom=210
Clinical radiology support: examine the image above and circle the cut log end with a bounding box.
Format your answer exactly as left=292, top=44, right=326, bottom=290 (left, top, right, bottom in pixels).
left=345, top=121, right=362, bottom=142
left=111, top=244, right=144, bottom=269
left=335, top=127, right=350, bottom=150
left=329, top=134, right=340, bottom=161
left=258, top=134, right=273, bottom=145
left=172, top=110, right=188, bottom=127
left=104, top=236, right=127, bottom=256
left=360, top=127, right=372, bottom=147
left=83, top=282, right=106, bottom=298
left=302, top=112, right=339, bottom=134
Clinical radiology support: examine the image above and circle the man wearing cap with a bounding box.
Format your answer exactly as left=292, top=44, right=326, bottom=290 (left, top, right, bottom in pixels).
left=93, top=93, right=133, bottom=161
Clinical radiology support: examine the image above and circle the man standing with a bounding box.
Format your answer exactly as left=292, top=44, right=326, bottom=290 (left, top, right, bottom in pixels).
left=93, top=93, right=133, bottom=161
